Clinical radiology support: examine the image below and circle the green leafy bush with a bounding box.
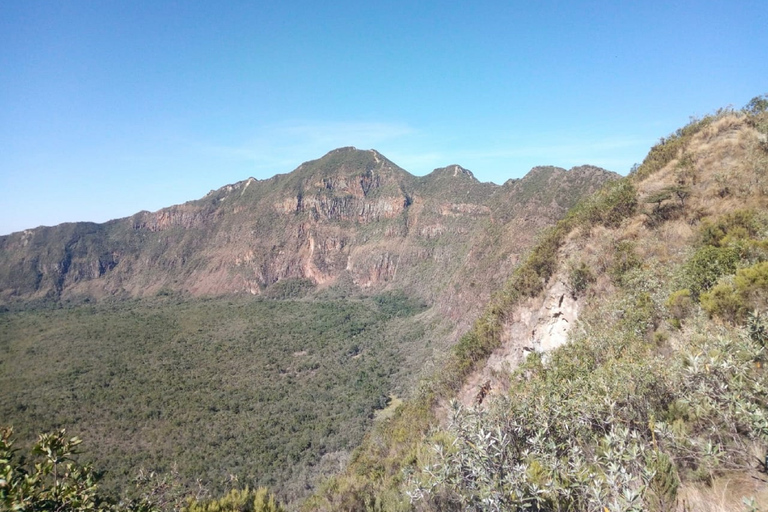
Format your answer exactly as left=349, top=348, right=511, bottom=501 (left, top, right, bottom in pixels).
left=646, top=451, right=680, bottom=511
left=666, top=289, right=693, bottom=327
left=0, top=427, right=132, bottom=511
left=701, top=261, right=768, bottom=322
left=581, top=179, right=638, bottom=229
left=683, top=245, right=739, bottom=300
left=568, top=261, right=595, bottom=297
left=698, top=209, right=760, bottom=248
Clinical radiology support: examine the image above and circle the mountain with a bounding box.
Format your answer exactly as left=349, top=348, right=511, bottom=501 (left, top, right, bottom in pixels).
left=307, top=101, right=768, bottom=511
left=0, top=148, right=614, bottom=334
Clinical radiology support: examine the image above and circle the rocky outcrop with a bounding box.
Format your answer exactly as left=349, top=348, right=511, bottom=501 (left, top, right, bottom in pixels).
left=131, top=205, right=216, bottom=231
left=459, top=274, right=580, bottom=407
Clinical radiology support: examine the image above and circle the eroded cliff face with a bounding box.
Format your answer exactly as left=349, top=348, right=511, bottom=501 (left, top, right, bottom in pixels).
left=0, top=148, right=617, bottom=330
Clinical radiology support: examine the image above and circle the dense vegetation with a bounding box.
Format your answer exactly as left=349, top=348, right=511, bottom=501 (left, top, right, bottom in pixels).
left=411, top=214, right=768, bottom=510
left=0, top=292, right=428, bottom=504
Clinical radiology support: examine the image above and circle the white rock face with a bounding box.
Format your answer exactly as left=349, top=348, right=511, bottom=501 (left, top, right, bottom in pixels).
left=530, top=280, right=578, bottom=354
left=458, top=275, right=580, bottom=407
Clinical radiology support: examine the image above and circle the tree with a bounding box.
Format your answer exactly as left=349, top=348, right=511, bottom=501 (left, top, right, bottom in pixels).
left=1, top=427, right=105, bottom=511
left=744, top=94, right=768, bottom=115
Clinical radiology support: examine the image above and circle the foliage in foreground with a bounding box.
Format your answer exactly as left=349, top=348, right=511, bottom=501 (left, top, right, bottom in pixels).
left=410, top=311, right=768, bottom=511
left=1, top=427, right=107, bottom=511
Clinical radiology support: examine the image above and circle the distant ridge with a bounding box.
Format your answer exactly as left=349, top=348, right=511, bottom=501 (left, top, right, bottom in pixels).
left=0, top=148, right=616, bottom=333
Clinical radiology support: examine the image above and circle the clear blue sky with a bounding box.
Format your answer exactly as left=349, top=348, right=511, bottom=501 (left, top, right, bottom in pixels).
left=1, top=1, right=766, bottom=235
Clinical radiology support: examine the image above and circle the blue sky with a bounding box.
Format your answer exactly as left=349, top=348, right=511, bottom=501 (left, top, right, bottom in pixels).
left=1, top=1, right=766, bottom=235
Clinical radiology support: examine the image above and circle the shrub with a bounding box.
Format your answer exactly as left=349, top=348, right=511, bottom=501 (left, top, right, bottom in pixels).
left=666, top=289, right=693, bottom=326
left=185, top=487, right=285, bottom=512
left=698, top=209, right=760, bottom=248
left=700, top=278, right=744, bottom=323
left=568, top=261, right=595, bottom=297
left=748, top=310, right=768, bottom=346
left=683, top=245, right=739, bottom=300
left=744, top=94, right=768, bottom=115
left=646, top=451, right=680, bottom=512
left=734, top=260, right=768, bottom=305
left=581, top=180, right=638, bottom=229
left=701, top=261, right=768, bottom=322
left=0, top=427, right=140, bottom=511
left=609, top=240, right=642, bottom=286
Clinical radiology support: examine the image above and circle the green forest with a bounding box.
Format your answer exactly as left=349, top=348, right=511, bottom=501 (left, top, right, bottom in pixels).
left=0, top=291, right=428, bottom=503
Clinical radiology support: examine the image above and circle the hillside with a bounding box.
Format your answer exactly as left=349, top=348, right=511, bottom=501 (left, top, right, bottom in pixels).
left=0, top=150, right=615, bottom=505
left=306, top=99, right=768, bottom=511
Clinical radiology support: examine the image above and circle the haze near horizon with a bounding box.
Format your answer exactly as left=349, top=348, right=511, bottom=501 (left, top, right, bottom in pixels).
left=1, top=0, right=766, bottom=235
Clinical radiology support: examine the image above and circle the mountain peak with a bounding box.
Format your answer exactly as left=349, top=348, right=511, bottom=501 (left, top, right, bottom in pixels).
left=425, top=164, right=478, bottom=181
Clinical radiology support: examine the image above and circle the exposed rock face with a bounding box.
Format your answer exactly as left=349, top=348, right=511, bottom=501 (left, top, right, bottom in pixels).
left=517, top=280, right=579, bottom=354
left=458, top=273, right=580, bottom=407
left=0, top=148, right=617, bottom=330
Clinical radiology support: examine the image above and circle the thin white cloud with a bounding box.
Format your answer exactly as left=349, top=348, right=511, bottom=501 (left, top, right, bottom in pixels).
left=192, top=123, right=650, bottom=183
left=456, top=135, right=649, bottom=161
left=199, top=120, right=418, bottom=176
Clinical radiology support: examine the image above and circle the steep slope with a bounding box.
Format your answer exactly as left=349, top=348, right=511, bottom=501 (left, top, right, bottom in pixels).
left=308, top=101, right=768, bottom=511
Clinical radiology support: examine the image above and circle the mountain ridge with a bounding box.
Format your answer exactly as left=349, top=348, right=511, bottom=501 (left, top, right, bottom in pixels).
left=0, top=146, right=618, bottom=504
left=0, top=149, right=617, bottom=328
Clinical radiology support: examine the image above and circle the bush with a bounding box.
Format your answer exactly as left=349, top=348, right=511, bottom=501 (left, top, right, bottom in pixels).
left=568, top=261, right=595, bottom=297
left=684, top=245, right=739, bottom=300
left=744, top=94, right=768, bottom=115
left=0, top=427, right=146, bottom=511
left=185, top=487, right=285, bottom=512
left=698, top=209, right=760, bottom=248
left=701, top=261, right=768, bottom=322
left=646, top=451, right=680, bottom=512
left=581, top=180, right=638, bottom=229
left=609, top=240, right=642, bottom=286
left=666, top=289, right=693, bottom=326
left=748, top=310, right=768, bottom=346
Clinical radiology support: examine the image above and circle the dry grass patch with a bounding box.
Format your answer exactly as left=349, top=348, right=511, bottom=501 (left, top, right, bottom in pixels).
left=677, top=471, right=768, bottom=512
